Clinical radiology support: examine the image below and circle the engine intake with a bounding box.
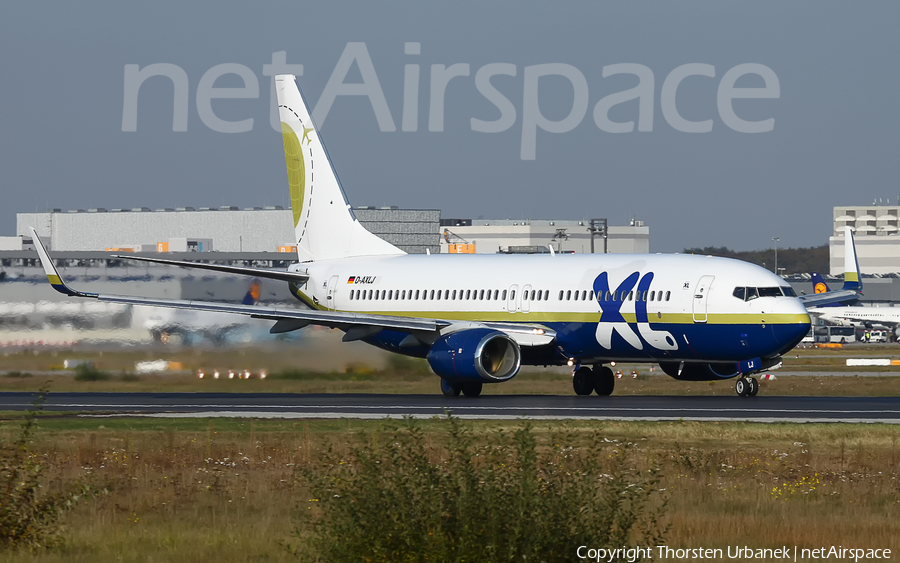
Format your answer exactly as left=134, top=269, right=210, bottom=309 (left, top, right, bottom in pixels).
left=427, top=329, right=521, bottom=382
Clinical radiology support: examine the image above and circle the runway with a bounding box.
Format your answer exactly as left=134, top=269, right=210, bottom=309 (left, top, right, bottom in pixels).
left=3, top=392, right=900, bottom=423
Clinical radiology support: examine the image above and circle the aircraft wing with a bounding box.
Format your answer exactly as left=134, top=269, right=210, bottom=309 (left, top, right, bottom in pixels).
left=109, top=254, right=309, bottom=285
left=30, top=228, right=557, bottom=343
left=799, top=290, right=861, bottom=309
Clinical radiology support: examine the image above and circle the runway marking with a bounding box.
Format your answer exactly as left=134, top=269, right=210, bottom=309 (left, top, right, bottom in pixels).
left=4, top=403, right=900, bottom=416
left=84, top=411, right=900, bottom=424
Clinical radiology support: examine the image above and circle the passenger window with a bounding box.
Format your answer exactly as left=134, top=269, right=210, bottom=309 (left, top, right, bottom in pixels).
left=650, top=291, right=656, bottom=301
left=559, top=290, right=564, bottom=300
left=536, top=290, right=542, bottom=301
left=436, top=290, right=442, bottom=301
left=415, top=290, right=420, bottom=300
left=382, top=290, right=387, bottom=300
left=349, top=290, right=354, bottom=300
left=502, top=290, right=507, bottom=301
left=479, top=290, right=485, bottom=300
left=389, top=290, right=394, bottom=300
left=628, top=291, right=633, bottom=301
left=510, top=290, right=516, bottom=300
left=452, top=290, right=457, bottom=300
left=574, top=291, right=579, bottom=301
left=494, top=289, right=500, bottom=300
left=732, top=287, right=746, bottom=301
left=588, top=290, right=593, bottom=301
left=566, top=290, right=571, bottom=300
left=544, top=290, right=549, bottom=301
left=530, top=290, right=536, bottom=300
left=666, top=291, right=671, bottom=301
left=428, top=290, right=433, bottom=299
left=466, top=290, right=471, bottom=300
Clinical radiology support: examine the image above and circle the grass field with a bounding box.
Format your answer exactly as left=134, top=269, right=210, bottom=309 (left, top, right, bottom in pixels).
left=1, top=416, right=899, bottom=561
left=1, top=339, right=900, bottom=396
left=1, top=339, right=899, bottom=559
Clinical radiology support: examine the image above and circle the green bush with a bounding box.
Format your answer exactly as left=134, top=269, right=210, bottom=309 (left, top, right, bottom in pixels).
left=72, top=364, right=110, bottom=381
left=3, top=371, right=32, bottom=379
left=270, top=368, right=323, bottom=380
left=293, top=417, right=667, bottom=562
left=383, top=353, right=430, bottom=375
left=0, top=391, right=98, bottom=550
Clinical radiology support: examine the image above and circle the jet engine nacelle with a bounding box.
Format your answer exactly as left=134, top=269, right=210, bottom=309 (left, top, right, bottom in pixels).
left=426, top=329, right=521, bottom=382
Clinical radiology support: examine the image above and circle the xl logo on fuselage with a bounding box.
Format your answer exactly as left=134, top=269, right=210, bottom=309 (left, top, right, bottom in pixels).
left=594, top=271, right=678, bottom=352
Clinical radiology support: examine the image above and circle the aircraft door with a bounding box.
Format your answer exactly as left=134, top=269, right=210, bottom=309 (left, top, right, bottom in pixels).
left=692, top=275, right=715, bottom=323
left=521, top=284, right=532, bottom=313
left=507, top=284, right=519, bottom=312
left=325, top=275, right=339, bottom=310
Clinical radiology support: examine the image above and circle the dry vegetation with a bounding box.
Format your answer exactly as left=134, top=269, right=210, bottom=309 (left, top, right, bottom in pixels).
left=0, top=417, right=898, bottom=561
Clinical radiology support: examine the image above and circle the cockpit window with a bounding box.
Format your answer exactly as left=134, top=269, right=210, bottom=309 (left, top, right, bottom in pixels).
left=757, top=287, right=782, bottom=298
left=734, top=286, right=795, bottom=301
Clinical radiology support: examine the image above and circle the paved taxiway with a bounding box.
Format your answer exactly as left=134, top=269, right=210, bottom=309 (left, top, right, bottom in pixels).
left=2, top=392, right=900, bottom=423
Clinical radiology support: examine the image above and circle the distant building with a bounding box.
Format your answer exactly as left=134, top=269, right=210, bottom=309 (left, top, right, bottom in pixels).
left=17, top=207, right=441, bottom=255
left=831, top=205, right=900, bottom=275
left=438, top=218, right=649, bottom=254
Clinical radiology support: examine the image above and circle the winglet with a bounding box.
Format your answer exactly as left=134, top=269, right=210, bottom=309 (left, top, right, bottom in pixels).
left=841, top=225, right=863, bottom=293
left=29, top=227, right=96, bottom=298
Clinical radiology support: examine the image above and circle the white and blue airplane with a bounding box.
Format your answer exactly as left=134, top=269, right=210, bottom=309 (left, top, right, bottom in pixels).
left=33, top=74, right=850, bottom=398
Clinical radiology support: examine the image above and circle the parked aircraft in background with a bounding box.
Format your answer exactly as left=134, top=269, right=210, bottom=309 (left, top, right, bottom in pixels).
left=802, top=228, right=899, bottom=335
left=32, top=74, right=830, bottom=397
left=132, top=279, right=267, bottom=344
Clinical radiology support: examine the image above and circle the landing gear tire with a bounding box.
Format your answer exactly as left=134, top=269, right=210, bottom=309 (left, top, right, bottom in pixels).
left=461, top=382, right=483, bottom=398
left=747, top=377, right=759, bottom=397
left=440, top=378, right=461, bottom=397
left=594, top=366, right=615, bottom=396
left=735, top=378, right=748, bottom=397
left=572, top=367, right=595, bottom=396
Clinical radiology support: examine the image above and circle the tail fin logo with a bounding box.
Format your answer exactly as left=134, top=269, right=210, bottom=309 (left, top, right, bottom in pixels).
left=814, top=282, right=827, bottom=294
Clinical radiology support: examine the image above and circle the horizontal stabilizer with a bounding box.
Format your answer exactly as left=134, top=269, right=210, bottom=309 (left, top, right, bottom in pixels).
left=111, top=254, right=309, bottom=284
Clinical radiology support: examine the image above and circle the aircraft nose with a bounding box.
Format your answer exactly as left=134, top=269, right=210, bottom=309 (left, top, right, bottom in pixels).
left=771, top=299, right=811, bottom=348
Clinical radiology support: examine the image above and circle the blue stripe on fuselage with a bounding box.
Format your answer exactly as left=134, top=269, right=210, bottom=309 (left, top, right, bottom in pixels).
left=362, top=320, right=808, bottom=366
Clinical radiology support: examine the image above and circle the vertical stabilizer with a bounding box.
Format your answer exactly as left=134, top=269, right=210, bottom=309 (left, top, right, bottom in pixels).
left=275, top=74, right=405, bottom=262
left=841, top=225, right=863, bottom=292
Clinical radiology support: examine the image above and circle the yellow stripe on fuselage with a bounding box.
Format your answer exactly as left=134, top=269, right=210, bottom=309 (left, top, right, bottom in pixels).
left=318, top=308, right=809, bottom=326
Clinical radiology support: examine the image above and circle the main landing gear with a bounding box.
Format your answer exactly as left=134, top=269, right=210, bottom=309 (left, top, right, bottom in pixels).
left=734, top=376, right=759, bottom=397
left=440, top=379, right=483, bottom=398
left=572, top=366, right=615, bottom=396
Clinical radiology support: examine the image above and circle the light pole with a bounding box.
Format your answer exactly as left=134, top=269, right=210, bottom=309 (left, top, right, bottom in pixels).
left=772, top=237, right=780, bottom=275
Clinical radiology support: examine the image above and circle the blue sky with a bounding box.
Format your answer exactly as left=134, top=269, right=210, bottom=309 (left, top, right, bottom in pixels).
left=2, top=1, right=898, bottom=252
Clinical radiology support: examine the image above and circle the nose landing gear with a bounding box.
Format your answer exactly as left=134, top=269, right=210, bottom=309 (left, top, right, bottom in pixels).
left=735, top=376, right=759, bottom=397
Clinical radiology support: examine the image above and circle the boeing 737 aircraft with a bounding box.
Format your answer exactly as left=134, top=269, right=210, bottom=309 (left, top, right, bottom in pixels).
left=33, top=74, right=854, bottom=398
